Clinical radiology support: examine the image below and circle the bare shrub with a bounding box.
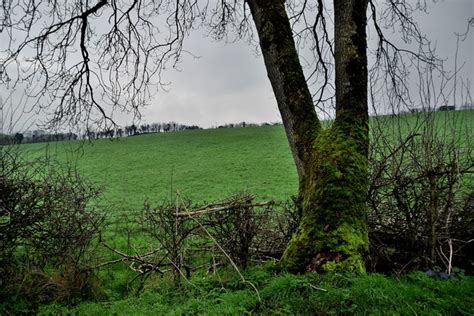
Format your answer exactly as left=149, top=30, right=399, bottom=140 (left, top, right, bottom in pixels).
left=125, top=193, right=281, bottom=285
left=0, top=149, right=104, bottom=302
left=202, top=193, right=267, bottom=269
left=140, top=198, right=198, bottom=283
left=252, top=197, right=301, bottom=261
left=367, top=112, right=473, bottom=274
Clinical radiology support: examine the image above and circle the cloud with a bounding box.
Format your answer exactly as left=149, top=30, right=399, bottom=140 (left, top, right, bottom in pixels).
left=140, top=33, right=281, bottom=127
left=2, top=0, right=473, bottom=132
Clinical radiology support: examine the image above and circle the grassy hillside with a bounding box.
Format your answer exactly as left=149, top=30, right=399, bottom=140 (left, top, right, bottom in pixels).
left=20, top=110, right=473, bottom=215
left=22, top=125, right=299, bottom=213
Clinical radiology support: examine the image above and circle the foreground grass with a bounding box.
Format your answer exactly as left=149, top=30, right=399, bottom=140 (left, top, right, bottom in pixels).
left=34, top=266, right=474, bottom=315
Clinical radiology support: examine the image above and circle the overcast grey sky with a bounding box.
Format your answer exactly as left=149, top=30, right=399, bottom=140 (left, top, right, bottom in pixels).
left=1, top=0, right=473, bottom=132
left=137, top=0, right=473, bottom=128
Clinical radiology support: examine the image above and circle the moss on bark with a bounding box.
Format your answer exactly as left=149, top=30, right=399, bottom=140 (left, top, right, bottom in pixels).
left=278, top=126, right=369, bottom=273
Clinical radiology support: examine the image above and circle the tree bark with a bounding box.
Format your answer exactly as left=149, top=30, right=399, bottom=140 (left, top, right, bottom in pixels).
left=246, top=0, right=320, bottom=182
left=248, top=0, right=369, bottom=273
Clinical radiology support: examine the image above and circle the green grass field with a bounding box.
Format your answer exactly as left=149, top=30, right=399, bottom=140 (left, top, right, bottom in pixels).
left=6, top=110, right=473, bottom=315
left=21, top=125, right=299, bottom=213
left=20, top=110, right=473, bottom=215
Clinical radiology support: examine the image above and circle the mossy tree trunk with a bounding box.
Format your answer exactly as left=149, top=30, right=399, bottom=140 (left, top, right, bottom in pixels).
left=248, top=0, right=369, bottom=273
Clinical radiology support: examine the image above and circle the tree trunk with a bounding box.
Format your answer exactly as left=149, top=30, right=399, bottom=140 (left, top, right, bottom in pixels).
left=248, top=0, right=369, bottom=273
left=246, top=0, right=320, bottom=182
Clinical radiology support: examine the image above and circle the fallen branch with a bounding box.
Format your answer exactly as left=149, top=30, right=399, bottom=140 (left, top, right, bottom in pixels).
left=176, top=201, right=274, bottom=218
left=98, top=243, right=166, bottom=274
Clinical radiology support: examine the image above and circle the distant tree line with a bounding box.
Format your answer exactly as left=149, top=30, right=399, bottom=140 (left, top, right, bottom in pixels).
left=0, top=122, right=202, bottom=145
left=84, top=121, right=282, bottom=139
left=0, top=131, right=78, bottom=145
left=84, top=122, right=202, bottom=140
left=0, top=121, right=284, bottom=145
left=403, top=103, right=474, bottom=114
left=216, top=122, right=282, bottom=129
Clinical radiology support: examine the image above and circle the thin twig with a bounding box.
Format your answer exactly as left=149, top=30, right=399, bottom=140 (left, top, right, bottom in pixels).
left=176, top=201, right=273, bottom=218
left=308, top=284, right=328, bottom=292
left=176, top=191, right=261, bottom=302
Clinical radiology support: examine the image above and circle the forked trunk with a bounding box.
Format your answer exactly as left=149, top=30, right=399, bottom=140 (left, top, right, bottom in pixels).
left=248, top=0, right=369, bottom=273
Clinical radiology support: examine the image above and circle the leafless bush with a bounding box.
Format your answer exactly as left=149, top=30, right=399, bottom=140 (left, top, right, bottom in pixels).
left=0, top=149, right=104, bottom=302
left=110, top=192, right=285, bottom=288
left=201, top=193, right=268, bottom=269
left=139, top=198, right=198, bottom=283
left=367, top=112, right=473, bottom=274
left=252, top=197, right=301, bottom=261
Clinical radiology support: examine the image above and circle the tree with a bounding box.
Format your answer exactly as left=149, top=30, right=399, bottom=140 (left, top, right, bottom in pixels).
left=13, top=133, right=24, bottom=144
left=0, top=0, right=447, bottom=272
left=130, top=124, right=138, bottom=136
left=244, top=0, right=369, bottom=272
